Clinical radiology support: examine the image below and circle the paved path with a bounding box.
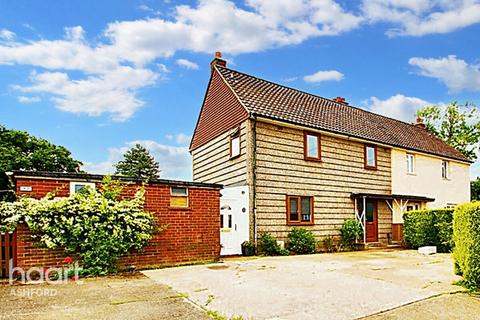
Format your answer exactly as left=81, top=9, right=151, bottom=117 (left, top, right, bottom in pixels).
left=144, top=250, right=464, bottom=320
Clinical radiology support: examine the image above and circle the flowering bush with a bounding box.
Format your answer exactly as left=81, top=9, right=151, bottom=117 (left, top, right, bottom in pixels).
left=0, top=177, right=156, bottom=275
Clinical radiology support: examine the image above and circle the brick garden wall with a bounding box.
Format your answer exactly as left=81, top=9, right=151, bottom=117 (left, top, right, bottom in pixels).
left=14, top=177, right=221, bottom=270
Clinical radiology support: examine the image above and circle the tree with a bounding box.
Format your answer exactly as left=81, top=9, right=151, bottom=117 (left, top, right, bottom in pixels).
left=114, top=144, right=160, bottom=179
left=0, top=125, right=83, bottom=199
left=417, top=102, right=480, bottom=160
left=472, top=178, right=480, bottom=201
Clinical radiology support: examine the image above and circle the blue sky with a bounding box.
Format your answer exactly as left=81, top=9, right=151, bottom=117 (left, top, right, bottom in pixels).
left=0, top=0, right=479, bottom=180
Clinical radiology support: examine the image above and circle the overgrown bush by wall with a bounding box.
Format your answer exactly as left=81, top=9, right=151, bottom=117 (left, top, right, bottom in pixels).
left=0, top=177, right=156, bottom=275
left=257, top=232, right=289, bottom=256
left=287, top=227, right=316, bottom=254
left=340, top=219, right=363, bottom=251
left=403, top=208, right=453, bottom=252
left=453, top=202, right=480, bottom=289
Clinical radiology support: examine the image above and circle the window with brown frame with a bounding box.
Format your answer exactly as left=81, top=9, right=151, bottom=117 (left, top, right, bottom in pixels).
left=230, top=130, right=241, bottom=159
left=303, top=131, right=321, bottom=161
left=364, top=144, right=377, bottom=170
left=286, top=195, right=314, bottom=225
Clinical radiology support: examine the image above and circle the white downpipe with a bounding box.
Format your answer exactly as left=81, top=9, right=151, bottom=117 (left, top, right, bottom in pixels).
left=363, top=196, right=366, bottom=243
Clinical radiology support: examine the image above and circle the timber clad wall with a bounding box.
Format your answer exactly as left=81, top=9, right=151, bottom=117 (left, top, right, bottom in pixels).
left=190, top=68, right=249, bottom=151
left=254, top=121, right=392, bottom=240
left=192, top=120, right=248, bottom=186
left=14, top=177, right=221, bottom=270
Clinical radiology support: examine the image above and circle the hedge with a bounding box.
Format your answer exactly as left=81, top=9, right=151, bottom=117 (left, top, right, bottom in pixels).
left=403, top=208, right=454, bottom=253
left=453, top=202, right=480, bottom=289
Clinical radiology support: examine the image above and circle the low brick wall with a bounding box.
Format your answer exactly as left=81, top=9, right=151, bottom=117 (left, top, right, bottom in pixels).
left=13, top=175, right=221, bottom=270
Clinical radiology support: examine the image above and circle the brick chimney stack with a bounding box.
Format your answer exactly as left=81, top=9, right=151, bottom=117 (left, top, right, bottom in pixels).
left=414, top=116, right=426, bottom=129
left=210, top=51, right=227, bottom=71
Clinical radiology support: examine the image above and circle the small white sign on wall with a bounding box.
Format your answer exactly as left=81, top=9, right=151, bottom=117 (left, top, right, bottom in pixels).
left=19, top=186, right=33, bottom=192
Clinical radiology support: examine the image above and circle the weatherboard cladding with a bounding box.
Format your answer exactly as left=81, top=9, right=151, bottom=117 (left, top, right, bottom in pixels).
left=211, top=65, right=469, bottom=163
left=189, top=68, right=249, bottom=151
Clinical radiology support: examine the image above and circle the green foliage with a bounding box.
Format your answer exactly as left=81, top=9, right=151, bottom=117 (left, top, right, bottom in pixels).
left=453, top=202, right=480, bottom=289
left=114, top=144, right=160, bottom=179
left=403, top=209, right=454, bottom=253
left=287, top=227, right=316, bottom=254
left=471, top=178, right=480, bottom=201
left=0, top=177, right=156, bottom=275
left=340, top=219, right=363, bottom=251
left=417, top=102, right=480, bottom=160
left=0, top=124, right=82, bottom=200
left=258, top=232, right=289, bottom=256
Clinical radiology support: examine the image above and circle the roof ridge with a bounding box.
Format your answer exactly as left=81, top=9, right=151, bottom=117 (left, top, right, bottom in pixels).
left=217, top=65, right=424, bottom=129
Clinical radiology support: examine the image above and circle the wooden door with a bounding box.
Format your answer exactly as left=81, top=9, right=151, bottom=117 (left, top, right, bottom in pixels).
left=365, top=200, right=378, bottom=242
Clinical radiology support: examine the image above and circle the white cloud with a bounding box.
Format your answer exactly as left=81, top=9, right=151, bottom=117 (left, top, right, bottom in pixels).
left=14, top=67, right=159, bottom=121
left=176, top=58, right=199, bottom=70
left=409, top=55, right=480, bottom=92
left=0, top=1, right=361, bottom=120
left=0, top=29, right=15, bottom=41
left=166, top=133, right=192, bottom=145
left=81, top=140, right=192, bottom=180
left=303, top=70, right=344, bottom=83
left=361, top=0, right=480, bottom=36
left=367, top=94, right=430, bottom=122
left=17, top=96, right=41, bottom=104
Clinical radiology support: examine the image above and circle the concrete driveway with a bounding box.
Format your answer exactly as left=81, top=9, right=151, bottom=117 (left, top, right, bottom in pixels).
left=143, top=250, right=464, bottom=320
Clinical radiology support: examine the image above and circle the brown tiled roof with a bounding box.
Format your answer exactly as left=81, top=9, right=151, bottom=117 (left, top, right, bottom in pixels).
left=215, top=66, right=470, bottom=163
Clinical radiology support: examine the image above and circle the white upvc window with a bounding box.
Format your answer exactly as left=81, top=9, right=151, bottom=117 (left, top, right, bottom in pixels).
left=441, top=160, right=449, bottom=180
left=69, top=182, right=95, bottom=195
left=406, top=153, right=415, bottom=174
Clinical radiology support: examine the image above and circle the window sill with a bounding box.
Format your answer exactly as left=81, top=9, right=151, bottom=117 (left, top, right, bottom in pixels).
left=407, top=172, right=416, bottom=176
left=287, top=222, right=314, bottom=226
left=230, top=154, right=241, bottom=160
left=364, top=166, right=377, bottom=171
left=169, top=207, right=192, bottom=211
left=304, top=157, right=322, bottom=162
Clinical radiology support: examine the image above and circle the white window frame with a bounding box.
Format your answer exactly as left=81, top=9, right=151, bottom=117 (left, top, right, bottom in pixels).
left=170, top=187, right=189, bottom=207
left=442, top=160, right=449, bottom=180
left=69, top=181, right=95, bottom=195
left=406, top=153, right=415, bottom=174
left=230, top=134, right=241, bottom=159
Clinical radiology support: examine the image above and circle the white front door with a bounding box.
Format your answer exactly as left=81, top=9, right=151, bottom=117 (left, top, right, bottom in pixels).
left=220, top=186, right=249, bottom=256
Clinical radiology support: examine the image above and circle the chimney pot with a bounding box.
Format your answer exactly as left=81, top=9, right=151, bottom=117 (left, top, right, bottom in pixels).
left=415, top=116, right=426, bottom=129
left=210, top=51, right=227, bottom=71
left=334, top=97, right=348, bottom=105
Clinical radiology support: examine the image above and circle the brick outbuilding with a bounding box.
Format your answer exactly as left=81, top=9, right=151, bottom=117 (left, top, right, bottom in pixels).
left=4, top=171, right=222, bottom=273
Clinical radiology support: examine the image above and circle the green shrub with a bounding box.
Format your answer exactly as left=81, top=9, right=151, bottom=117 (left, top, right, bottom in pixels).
left=258, top=232, right=289, bottom=256
left=453, top=202, right=480, bottom=289
left=287, top=227, right=316, bottom=254
left=340, top=219, right=363, bottom=251
left=0, top=177, right=156, bottom=275
left=403, top=208, right=454, bottom=252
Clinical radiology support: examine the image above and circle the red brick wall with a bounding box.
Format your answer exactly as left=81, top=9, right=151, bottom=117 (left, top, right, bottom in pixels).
left=14, top=178, right=221, bottom=270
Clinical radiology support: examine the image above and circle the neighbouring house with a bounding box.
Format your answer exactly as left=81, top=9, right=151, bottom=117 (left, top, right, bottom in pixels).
left=190, top=52, right=471, bottom=254
left=0, top=171, right=221, bottom=277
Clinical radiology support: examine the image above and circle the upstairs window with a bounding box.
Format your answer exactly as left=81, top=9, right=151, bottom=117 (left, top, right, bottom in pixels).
left=286, top=195, right=314, bottom=225
left=170, top=187, right=189, bottom=208
left=304, top=131, right=321, bottom=161
left=364, top=145, right=377, bottom=170
left=230, top=130, right=241, bottom=159
left=442, top=160, right=449, bottom=180
left=406, top=153, right=415, bottom=174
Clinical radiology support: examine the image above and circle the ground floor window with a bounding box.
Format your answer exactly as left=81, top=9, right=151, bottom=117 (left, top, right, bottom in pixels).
left=286, top=195, right=314, bottom=225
